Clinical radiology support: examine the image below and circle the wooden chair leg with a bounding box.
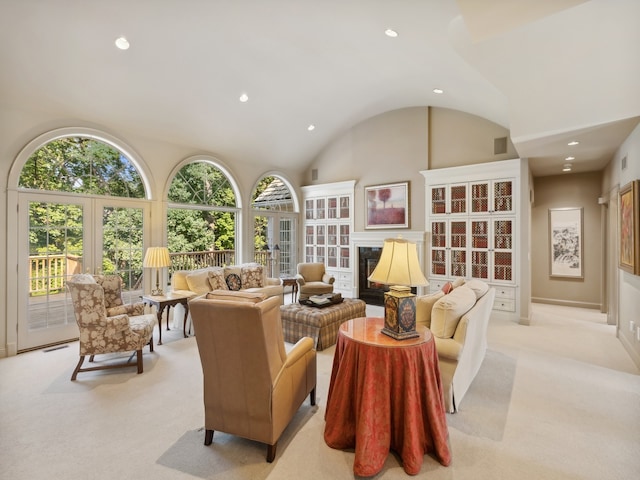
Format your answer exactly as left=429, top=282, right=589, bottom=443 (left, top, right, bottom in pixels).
left=148, top=334, right=154, bottom=353
left=71, top=356, right=85, bottom=381
left=266, top=442, right=277, bottom=463
left=89, top=354, right=95, bottom=362
left=204, top=429, right=214, bottom=445
left=136, top=350, right=143, bottom=374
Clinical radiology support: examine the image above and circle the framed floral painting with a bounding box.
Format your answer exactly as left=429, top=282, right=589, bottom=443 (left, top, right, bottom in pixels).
left=619, top=180, right=639, bottom=274
left=365, top=181, right=409, bottom=229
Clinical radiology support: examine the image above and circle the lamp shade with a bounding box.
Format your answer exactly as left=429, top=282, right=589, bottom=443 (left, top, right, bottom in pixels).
left=143, top=247, right=171, bottom=268
left=367, top=238, right=428, bottom=287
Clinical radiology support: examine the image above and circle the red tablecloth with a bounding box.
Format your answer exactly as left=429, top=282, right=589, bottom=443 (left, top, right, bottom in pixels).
left=324, top=317, right=451, bottom=476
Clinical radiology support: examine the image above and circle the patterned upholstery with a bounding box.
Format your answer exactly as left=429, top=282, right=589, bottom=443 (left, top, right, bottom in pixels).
left=66, top=274, right=156, bottom=381
left=94, top=274, right=145, bottom=316
left=280, top=298, right=366, bottom=350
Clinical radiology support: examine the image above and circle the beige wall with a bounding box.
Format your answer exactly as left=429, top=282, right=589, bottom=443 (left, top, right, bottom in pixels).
left=307, top=106, right=517, bottom=233
left=531, top=172, right=603, bottom=308
left=603, top=123, right=640, bottom=368
left=307, top=107, right=429, bottom=232
left=429, top=107, right=517, bottom=169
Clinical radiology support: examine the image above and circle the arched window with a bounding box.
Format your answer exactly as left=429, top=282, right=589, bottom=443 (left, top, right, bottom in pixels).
left=10, top=130, right=151, bottom=352
left=251, top=175, right=297, bottom=277
left=167, top=160, right=239, bottom=269
left=19, top=137, right=145, bottom=197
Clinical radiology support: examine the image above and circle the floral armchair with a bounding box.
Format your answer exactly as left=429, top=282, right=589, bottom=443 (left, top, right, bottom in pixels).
left=66, top=274, right=156, bottom=381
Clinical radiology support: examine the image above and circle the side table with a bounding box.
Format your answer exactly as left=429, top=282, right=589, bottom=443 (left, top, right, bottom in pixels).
left=324, top=317, right=451, bottom=476
left=281, top=277, right=298, bottom=303
left=142, top=292, right=193, bottom=345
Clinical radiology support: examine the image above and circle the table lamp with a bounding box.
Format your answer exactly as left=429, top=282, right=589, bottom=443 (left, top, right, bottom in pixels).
left=367, top=237, right=429, bottom=340
left=143, top=246, right=171, bottom=296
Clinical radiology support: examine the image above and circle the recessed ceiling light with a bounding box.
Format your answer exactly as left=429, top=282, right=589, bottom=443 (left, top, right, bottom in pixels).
left=307, top=124, right=315, bottom=131
left=562, top=164, right=572, bottom=172
left=568, top=140, right=579, bottom=146
left=115, top=36, right=130, bottom=50
left=565, top=156, right=575, bottom=161
left=433, top=88, right=444, bottom=94
left=239, top=93, right=249, bottom=103
left=385, top=29, right=398, bottom=38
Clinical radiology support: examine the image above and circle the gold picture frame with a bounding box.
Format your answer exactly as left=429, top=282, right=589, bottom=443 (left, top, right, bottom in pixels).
left=619, top=180, right=640, bottom=274
left=365, top=181, right=409, bottom=229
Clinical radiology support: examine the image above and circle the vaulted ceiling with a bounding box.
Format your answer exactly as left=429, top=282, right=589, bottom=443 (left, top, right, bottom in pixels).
left=1, top=0, right=638, bottom=177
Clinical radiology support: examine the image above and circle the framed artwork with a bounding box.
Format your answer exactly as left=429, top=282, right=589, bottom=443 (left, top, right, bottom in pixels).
left=365, top=181, right=409, bottom=229
left=549, top=207, right=583, bottom=278
left=619, top=180, right=640, bottom=274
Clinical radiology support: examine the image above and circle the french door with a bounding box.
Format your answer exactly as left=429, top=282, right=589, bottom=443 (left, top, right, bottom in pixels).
left=253, top=213, right=297, bottom=278
left=17, top=193, right=148, bottom=351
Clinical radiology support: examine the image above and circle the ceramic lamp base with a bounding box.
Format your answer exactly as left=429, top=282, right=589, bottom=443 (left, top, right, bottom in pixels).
left=381, top=286, right=419, bottom=340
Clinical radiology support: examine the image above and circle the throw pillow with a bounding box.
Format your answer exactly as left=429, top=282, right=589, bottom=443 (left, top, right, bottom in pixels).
left=241, top=263, right=264, bottom=289
left=441, top=281, right=453, bottom=294
left=464, top=279, right=489, bottom=300
left=225, top=273, right=242, bottom=291
left=416, top=291, right=444, bottom=329
left=207, top=267, right=228, bottom=291
left=430, top=285, right=476, bottom=338
left=186, top=269, right=213, bottom=295
left=451, top=277, right=465, bottom=289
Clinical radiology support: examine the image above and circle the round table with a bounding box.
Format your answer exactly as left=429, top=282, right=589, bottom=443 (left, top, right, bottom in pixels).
left=324, top=317, right=451, bottom=476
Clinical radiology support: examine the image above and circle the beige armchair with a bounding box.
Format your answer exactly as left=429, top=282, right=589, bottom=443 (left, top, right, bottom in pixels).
left=66, top=274, right=156, bottom=381
left=190, top=290, right=317, bottom=462
left=295, top=262, right=335, bottom=298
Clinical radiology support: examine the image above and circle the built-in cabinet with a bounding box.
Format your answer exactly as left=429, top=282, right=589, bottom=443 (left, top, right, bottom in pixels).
left=301, top=181, right=356, bottom=297
left=421, top=159, right=525, bottom=319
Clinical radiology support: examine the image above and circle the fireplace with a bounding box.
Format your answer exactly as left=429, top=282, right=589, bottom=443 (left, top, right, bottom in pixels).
left=355, top=232, right=424, bottom=305
left=358, top=247, right=388, bottom=306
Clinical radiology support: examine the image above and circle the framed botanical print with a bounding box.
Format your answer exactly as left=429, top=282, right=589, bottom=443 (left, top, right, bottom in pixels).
left=549, top=207, right=583, bottom=278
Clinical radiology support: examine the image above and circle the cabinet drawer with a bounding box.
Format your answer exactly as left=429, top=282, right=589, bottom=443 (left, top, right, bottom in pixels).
left=429, top=279, right=448, bottom=293
left=493, top=299, right=515, bottom=312
left=337, top=272, right=352, bottom=282
left=494, top=286, right=515, bottom=299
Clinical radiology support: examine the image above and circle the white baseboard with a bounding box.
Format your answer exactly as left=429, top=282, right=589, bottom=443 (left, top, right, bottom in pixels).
left=531, top=297, right=601, bottom=310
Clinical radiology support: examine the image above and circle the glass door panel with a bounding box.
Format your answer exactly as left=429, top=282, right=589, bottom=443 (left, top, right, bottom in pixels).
left=100, top=204, right=145, bottom=304
left=19, top=197, right=91, bottom=350
left=278, top=217, right=296, bottom=277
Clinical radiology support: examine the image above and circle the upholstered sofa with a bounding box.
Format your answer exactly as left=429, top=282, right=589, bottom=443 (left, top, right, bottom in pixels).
left=170, top=263, right=284, bottom=330
left=416, top=278, right=496, bottom=413
left=171, top=263, right=283, bottom=300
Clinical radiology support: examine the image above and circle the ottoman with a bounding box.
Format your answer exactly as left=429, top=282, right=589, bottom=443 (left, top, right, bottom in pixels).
left=280, top=298, right=367, bottom=351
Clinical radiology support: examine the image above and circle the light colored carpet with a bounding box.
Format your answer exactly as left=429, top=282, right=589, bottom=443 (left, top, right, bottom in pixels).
left=1, top=303, right=639, bottom=480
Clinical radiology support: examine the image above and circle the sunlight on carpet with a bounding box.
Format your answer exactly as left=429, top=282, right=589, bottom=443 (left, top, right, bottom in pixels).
left=446, top=349, right=517, bottom=441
